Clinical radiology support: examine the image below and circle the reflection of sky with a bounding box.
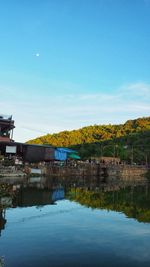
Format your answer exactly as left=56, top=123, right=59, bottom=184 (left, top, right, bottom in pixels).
left=1, top=200, right=150, bottom=267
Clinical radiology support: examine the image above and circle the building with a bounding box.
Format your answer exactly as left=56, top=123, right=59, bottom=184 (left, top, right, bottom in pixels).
left=0, top=114, right=15, bottom=142
left=0, top=115, right=79, bottom=163
left=91, top=156, right=121, bottom=165
left=100, top=156, right=121, bottom=165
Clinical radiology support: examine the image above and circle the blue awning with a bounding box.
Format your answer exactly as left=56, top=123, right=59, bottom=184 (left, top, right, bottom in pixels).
left=57, top=147, right=76, bottom=153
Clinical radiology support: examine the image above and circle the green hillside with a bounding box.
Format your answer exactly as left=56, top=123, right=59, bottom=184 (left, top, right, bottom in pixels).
left=27, top=117, right=150, bottom=163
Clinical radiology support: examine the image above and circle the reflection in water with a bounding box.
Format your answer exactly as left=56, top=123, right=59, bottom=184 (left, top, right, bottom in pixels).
left=0, top=177, right=66, bottom=236
left=0, top=177, right=150, bottom=224
left=68, top=184, right=150, bottom=223
left=0, top=176, right=150, bottom=267
left=0, top=209, right=6, bottom=236
left=16, top=187, right=54, bottom=207
left=52, top=188, right=65, bottom=202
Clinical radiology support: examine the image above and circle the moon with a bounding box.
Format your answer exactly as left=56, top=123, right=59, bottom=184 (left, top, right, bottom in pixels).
left=35, top=53, right=40, bottom=57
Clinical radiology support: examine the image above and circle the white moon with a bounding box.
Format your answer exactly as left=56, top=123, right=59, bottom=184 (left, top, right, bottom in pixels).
left=35, top=53, right=40, bottom=57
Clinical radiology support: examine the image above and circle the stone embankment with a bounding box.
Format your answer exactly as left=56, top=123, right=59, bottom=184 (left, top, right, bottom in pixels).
left=0, top=163, right=149, bottom=181
left=0, top=165, right=26, bottom=177
left=43, top=163, right=149, bottom=181
left=106, top=165, right=148, bottom=181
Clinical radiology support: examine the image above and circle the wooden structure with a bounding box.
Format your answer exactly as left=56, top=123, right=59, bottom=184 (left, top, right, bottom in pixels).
left=0, top=141, right=77, bottom=163
left=100, top=157, right=121, bottom=165
left=91, top=156, right=121, bottom=165
left=0, top=114, right=78, bottom=163
left=0, top=115, right=15, bottom=142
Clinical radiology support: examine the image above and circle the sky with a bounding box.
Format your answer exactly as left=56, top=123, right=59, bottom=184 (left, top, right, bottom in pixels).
left=0, top=0, right=150, bottom=142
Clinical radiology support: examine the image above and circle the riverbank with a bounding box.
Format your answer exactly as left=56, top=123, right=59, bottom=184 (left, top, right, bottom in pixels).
left=0, top=162, right=149, bottom=182
left=0, top=165, right=26, bottom=178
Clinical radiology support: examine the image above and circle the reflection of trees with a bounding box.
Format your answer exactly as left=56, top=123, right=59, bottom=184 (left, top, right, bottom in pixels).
left=68, top=185, right=150, bottom=223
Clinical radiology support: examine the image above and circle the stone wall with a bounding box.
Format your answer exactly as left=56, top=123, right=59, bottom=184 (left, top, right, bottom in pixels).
left=44, top=163, right=149, bottom=182
left=1, top=162, right=148, bottom=181
left=107, top=165, right=148, bottom=181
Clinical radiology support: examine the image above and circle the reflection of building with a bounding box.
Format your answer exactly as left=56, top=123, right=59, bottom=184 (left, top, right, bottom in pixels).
left=0, top=114, right=15, bottom=142
left=52, top=188, right=65, bottom=202
left=0, top=209, right=7, bottom=236
left=16, top=188, right=54, bottom=207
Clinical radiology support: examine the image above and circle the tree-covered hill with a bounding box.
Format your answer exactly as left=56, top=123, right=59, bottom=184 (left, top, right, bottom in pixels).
left=27, top=117, right=150, bottom=163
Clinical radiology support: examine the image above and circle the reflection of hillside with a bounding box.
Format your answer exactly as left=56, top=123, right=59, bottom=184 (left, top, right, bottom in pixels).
left=1, top=177, right=150, bottom=223
left=68, top=184, right=150, bottom=223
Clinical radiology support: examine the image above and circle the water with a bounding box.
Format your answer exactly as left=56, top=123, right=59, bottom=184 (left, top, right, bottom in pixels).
left=0, top=177, right=150, bottom=267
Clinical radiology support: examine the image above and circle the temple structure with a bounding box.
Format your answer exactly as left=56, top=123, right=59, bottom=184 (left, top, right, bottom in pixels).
left=0, top=114, right=15, bottom=142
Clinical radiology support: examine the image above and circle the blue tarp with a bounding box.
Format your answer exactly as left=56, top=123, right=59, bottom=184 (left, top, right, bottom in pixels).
left=54, top=147, right=77, bottom=161
left=57, top=147, right=76, bottom=153
left=54, top=149, right=67, bottom=161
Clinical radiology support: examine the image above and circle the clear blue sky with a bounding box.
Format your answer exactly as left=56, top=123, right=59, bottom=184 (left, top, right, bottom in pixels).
left=0, top=0, right=150, bottom=141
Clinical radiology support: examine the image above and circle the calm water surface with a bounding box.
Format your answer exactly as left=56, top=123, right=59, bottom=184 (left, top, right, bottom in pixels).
left=0, top=177, right=150, bottom=267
